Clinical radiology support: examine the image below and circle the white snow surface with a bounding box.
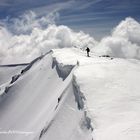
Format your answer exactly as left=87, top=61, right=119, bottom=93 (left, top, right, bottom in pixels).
left=53, top=48, right=140, bottom=140
left=0, top=65, right=27, bottom=85
left=0, top=51, right=92, bottom=140
left=0, top=47, right=140, bottom=140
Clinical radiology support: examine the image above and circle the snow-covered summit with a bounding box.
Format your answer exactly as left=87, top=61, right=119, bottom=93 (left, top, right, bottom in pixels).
left=0, top=46, right=140, bottom=140
left=53, top=48, right=140, bottom=140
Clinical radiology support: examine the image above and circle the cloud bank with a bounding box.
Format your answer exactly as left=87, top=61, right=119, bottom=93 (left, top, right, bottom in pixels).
left=94, top=17, right=140, bottom=59
left=0, top=11, right=97, bottom=64
left=0, top=11, right=140, bottom=64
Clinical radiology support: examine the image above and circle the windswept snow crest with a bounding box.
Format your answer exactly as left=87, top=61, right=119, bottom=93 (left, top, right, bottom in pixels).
left=0, top=50, right=93, bottom=140
left=0, top=51, right=49, bottom=98
left=53, top=48, right=140, bottom=140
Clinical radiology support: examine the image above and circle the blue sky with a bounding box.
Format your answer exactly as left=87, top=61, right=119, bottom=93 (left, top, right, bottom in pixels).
left=0, top=0, right=140, bottom=39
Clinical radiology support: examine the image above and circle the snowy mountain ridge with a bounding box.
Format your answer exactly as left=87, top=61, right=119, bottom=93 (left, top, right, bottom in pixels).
left=0, top=49, right=93, bottom=140
left=0, top=47, right=140, bottom=140
left=53, top=48, right=140, bottom=140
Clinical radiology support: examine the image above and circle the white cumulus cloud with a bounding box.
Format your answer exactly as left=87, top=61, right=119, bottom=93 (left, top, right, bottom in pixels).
left=94, top=17, right=140, bottom=59
left=0, top=11, right=97, bottom=64
left=0, top=13, right=140, bottom=64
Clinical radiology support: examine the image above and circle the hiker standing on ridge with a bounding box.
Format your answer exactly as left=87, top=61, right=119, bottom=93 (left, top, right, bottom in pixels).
left=86, top=47, right=90, bottom=57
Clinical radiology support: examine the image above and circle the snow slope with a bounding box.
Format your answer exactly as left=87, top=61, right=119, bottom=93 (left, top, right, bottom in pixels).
left=0, top=50, right=92, bottom=140
left=0, top=64, right=27, bottom=85
left=1, top=47, right=140, bottom=140
left=53, top=48, right=140, bottom=140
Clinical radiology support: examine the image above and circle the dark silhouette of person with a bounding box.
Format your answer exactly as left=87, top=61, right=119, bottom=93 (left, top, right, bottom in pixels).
left=86, top=47, right=90, bottom=57
left=58, top=97, right=61, bottom=103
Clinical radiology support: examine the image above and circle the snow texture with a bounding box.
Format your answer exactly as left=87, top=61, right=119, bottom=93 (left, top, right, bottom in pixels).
left=0, top=50, right=93, bottom=140
left=53, top=48, right=140, bottom=140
